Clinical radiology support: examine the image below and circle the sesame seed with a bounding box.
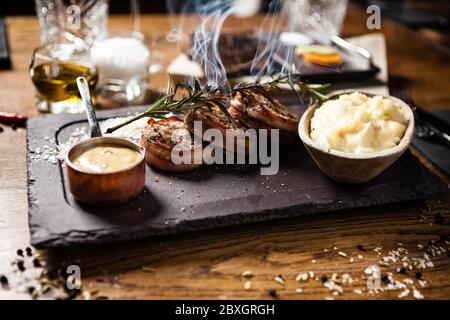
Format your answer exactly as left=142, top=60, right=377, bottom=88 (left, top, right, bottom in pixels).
left=296, top=273, right=308, bottom=282
left=398, top=289, right=410, bottom=298
left=274, top=275, right=285, bottom=285
left=331, top=273, right=338, bottom=282
left=413, top=289, right=424, bottom=299
left=242, top=271, right=253, bottom=278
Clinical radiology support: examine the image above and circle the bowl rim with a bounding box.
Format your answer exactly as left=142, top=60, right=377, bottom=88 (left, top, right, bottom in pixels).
left=298, top=91, right=415, bottom=160
left=65, top=136, right=145, bottom=175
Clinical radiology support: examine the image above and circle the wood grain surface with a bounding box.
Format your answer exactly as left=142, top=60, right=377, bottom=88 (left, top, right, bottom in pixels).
left=0, top=4, right=449, bottom=300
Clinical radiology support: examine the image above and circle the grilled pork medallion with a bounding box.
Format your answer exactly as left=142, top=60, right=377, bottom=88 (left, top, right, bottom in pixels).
left=184, top=105, right=238, bottom=136
left=184, top=104, right=251, bottom=153
left=141, top=117, right=203, bottom=172
left=230, top=91, right=300, bottom=143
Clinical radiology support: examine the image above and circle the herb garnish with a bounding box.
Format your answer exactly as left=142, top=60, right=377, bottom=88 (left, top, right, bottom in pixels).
left=105, top=74, right=329, bottom=134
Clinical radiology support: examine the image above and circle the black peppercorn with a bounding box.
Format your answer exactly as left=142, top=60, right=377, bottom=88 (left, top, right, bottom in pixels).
left=17, top=260, right=25, bottom=272
left=26, top=247, right=32, bottom=257
left=17, top=249, right=23, bottom=257
left=357, top=244, right=365, bottom=251
left=268, top=289, right=278, bottom=298
left=434, top=212, right=445, bottom=225
left=0, top=275, right=8, bottom=286
left=33, top=258, right=41, bottom=268
left=415, top=271, right=423, bottom=280
left=321, top=275, right=328, bottom=283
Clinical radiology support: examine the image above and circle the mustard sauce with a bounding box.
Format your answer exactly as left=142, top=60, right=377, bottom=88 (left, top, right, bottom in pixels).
left=72, top=144, right=141, bottom=174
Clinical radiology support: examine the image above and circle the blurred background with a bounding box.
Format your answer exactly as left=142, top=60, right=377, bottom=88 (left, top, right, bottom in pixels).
left=1, top=0, right=449, bottom=112
left=2, top=0, right=450, bottom=29
left=3, top=0, right=449, bottom=46
left=0, top=0, right=446, bottom=19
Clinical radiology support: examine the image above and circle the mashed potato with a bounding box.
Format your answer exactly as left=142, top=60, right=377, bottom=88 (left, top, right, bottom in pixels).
left=310, top=92, right=408, bottom=154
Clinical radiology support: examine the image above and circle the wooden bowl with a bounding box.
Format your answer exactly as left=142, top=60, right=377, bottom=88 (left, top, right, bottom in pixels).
left=298, top=92, right=415, bottom=183
left=65, top=137, right=146, bottom=206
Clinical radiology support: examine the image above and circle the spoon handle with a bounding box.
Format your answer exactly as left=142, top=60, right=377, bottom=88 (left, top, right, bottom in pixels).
left=76, top=77, right=102, bottom=138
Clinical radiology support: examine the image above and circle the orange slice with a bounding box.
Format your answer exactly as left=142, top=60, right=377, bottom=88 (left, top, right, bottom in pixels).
left=302, top=52, right=342, bottom=66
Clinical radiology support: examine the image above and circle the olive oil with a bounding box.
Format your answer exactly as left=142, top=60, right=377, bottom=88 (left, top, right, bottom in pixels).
left=30, top=62, right=98, bottom=102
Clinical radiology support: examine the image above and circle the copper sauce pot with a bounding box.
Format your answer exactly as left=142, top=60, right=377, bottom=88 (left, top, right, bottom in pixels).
left=65, top=137, right=145, bottom=206
left=64, top=77, right=146, bottom=206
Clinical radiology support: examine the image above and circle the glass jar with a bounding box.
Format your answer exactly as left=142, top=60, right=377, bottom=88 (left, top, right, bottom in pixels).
left=29, top=43, right=98, bottom=113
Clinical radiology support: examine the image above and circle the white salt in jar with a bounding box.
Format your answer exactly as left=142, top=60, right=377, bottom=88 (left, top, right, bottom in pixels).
left=91, top=32, right=150, bottom=83
left=90, top=31, right=161, bottom=105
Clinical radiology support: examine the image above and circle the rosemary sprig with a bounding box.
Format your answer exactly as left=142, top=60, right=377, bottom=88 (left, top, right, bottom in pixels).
left=105, top=74, right=328, bottom=134
left=232, top=74, right=329, bottom=103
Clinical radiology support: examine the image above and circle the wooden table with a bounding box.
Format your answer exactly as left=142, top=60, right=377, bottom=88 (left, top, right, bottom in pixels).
left=0, top=4, right=449, bottom=300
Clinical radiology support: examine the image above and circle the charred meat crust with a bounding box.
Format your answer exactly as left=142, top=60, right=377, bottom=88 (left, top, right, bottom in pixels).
left=141, top=118, right=203, bottom=172
left=231, top=91, right=299, bottom=133
left=141, top=118, right=187, bottom=152
left=184, top=105, right=253, bottom=152
left=229, top=106, right=295, bottom=143
left=184, top=105, right=241, bottom=136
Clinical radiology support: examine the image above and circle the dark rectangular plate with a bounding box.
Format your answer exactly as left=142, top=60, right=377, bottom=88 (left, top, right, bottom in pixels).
left=27, top=104, right=449, bottom=248
left=288, top=43, right=380, bottom=83
left=224, top=33, right=380, bottom=83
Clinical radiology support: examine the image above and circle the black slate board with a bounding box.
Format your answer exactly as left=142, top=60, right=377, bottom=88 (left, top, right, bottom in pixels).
left=412, top=111, right=450, bottom=178
left=27, top=105, right=449, bottom=248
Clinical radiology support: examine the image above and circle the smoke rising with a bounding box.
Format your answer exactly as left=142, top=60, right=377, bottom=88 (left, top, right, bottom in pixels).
left=166, top=0, right=314, bottom=93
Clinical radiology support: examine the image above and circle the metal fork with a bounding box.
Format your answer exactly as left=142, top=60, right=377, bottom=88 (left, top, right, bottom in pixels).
left=391, top=86, right=450, bottom=148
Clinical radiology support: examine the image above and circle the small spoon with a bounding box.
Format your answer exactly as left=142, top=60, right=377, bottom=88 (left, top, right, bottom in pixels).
left=76, top=76, right=102, bottom=138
